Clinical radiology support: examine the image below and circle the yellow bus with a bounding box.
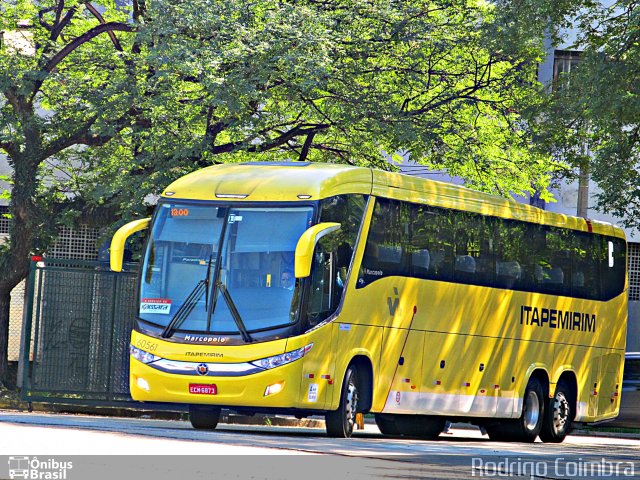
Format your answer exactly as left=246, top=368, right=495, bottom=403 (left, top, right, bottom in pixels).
left=111, top=162, right=627, bottom=442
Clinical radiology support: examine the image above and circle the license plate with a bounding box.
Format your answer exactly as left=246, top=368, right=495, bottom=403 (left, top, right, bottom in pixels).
left=189, top=384, right=217, bottom=395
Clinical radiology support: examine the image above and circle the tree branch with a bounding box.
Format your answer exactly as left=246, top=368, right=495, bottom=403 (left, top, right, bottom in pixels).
left=29, top=22, right=135, bottom=104
left=211, top=124, right=330, bottom=155
left=85, top=3, right=124, bottom=52
left=2, top=89, right=22, bottom=114
left=298, top=132, right=315, bottom=162
left=51, top=5, right=77, bottom=42
left=38, top=7, right=56, bottom=31
left=0, top=141, right=18, bottom=160
left=40, top=107, right=137, bottom=159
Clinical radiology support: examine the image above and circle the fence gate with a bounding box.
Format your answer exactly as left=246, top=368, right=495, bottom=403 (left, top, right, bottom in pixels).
left=20, top=258, right=146, bottom=407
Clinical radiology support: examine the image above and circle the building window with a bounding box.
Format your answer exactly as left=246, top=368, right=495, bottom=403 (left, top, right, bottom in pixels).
left=553, top=50, right=581, bottom=91
left=0, top=206, right=9, bottom=235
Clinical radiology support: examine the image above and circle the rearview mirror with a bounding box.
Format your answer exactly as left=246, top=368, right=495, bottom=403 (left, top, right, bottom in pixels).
left=110, top=218, right=151, bottom=272
left=294, top=222, right=341, bottom=278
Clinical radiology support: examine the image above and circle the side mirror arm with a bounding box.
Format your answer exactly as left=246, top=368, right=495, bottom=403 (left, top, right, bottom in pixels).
left=294, top=222, right=341, bottom=278
left=110, top=218, right=150, bottom=271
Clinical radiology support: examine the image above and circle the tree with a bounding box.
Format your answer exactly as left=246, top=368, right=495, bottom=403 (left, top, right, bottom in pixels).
left=111, top=0, right=556, bottom=197
left=552, top=0, right=640, bottom=230
left=0, top=0, right=557, bottom=386
left=495, top=0, right=640, bottom=230
left=0, top=0, right=137, bottom=385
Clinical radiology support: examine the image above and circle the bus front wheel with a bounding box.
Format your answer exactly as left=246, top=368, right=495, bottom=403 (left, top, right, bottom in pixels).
left=486, top=377, right=545, bottom=443
left=539, top=380, right=574, bottom=443
left=326, top=365, right=359, bottom=438
left=189, top=405, right=221, bottom=430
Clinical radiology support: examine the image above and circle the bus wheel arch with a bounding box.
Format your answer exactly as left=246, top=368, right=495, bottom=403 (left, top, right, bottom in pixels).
left=528, top=368, right=550, bottom=399
left=540, top=371, right=577, bottom=443
left=349, top=355, right=373, bottom=413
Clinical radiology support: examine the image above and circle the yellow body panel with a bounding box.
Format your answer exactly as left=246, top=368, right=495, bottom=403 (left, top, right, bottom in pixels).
left=131, top=329, right=289, bottom=363
left=130, top=325, right=337, bottom=408
left=162, top=163, right=373, bottom=203
left=126, top=162, right=627, bottom=424
left=130, top=358, right=303, bottom=407
left=341, top=274, right=626, bottom=421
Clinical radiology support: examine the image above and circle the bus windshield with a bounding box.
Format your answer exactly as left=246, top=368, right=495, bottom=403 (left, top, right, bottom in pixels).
left=139, top=202, right=314, bottom=336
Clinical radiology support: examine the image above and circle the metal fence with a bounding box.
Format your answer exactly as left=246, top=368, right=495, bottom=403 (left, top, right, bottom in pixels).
left=20, top=258, right=145, bottom=406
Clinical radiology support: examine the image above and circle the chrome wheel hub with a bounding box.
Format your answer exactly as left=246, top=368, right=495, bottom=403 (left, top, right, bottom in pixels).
left=552, top=392, right=570, bottom=433
left=524, top=390, right=540, bottom=431
left=345, top=380, right=358, bottom=431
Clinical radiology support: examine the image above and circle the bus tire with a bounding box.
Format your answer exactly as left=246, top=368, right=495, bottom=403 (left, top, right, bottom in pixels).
left=486, top=377, right=545, bottom=443
left=374, top=414, right=400, bottom=436
left=326, top=365, right=359, bottom=438
left=394, top=415, right=445, bottom=439
left=539, top=380, right=574, bottom=443
left=189, top=405, right=221, bottom=430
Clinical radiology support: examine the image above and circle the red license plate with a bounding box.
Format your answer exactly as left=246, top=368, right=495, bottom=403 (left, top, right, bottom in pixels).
left=189, top=384, right=217, bottom=395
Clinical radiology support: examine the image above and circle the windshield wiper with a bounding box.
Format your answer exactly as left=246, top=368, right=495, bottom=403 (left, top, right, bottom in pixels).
left=204, top=254, right=213, bottom=310
left=217, top=281, right=253, bottom=343
left=160, top=280, right=207, bottom=338
left=161, top=254, right=215, bottom=338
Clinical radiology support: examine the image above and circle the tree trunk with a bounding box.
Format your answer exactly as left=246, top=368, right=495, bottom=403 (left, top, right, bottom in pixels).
left=0, top=146, right=38, bottom=386
left=0, top=287, right=12, bottom=388
left=577, top=162, right=590, bottom=219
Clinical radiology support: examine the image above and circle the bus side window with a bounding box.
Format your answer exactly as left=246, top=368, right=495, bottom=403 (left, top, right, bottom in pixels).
left=306, top=240, right=357, bottom=327
left=306, top=238, right=337, bottom=326
left=305, top=194, right=366, bottom=325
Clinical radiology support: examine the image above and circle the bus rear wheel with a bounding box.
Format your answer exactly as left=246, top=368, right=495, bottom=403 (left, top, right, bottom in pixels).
left=539, top=380, right=574, bottom=443
left=326, top=365, right=359, bottom=438
left=486, top=377, right=545, bottom=443
left=189, top=405, right=221, bottom=430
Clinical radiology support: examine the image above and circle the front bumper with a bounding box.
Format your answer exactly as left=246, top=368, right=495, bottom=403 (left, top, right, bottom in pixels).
left=129, top=356, right=305, bottom=409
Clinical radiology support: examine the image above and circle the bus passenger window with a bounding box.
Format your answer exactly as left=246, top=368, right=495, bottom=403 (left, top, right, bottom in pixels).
left=357, top=198, right=408, bottom=287
left=454, top=255, right=476, bottom=283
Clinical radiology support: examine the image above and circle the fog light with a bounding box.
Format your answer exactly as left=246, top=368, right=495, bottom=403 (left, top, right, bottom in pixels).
left=136, top=377, right=150, bottom=392
left=264, top=382, right=284, bottom=396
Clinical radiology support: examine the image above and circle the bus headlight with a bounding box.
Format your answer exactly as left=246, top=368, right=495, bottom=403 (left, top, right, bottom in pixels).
left=251, top=343, right=313, bottom=370
left=130, top=344, right=160, bottom=364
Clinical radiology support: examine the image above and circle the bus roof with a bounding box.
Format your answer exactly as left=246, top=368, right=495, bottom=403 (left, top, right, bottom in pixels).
left=162, top=162, right=625, bottom=239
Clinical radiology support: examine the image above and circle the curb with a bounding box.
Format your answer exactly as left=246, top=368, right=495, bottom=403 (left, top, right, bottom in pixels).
left=572, top=428, right=640, bottom=440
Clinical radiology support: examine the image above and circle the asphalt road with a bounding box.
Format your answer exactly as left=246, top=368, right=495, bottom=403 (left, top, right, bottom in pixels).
left=0, top=411, right=638, bottom=480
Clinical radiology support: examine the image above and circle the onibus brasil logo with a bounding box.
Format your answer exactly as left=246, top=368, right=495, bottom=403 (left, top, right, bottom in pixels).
left=8, top=456, right=73, bottom=479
